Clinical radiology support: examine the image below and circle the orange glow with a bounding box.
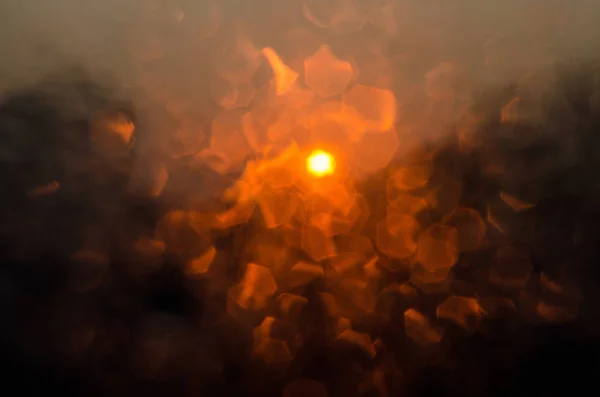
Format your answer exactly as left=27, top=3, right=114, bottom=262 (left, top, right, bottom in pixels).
left=261, top=47, right=299, bottom=95
left=306, top=150, right=336, bottom=177
left=304, top=45, right=353, bottom=98
left=119, top=2, right=584, bottom=373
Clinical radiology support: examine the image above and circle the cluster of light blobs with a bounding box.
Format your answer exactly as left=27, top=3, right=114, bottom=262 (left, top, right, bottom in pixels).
left=101, top=0, right=587, bottom=392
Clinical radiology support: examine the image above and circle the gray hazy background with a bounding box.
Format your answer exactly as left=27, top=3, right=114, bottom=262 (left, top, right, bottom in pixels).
left=1, top=1, right=599, bottom=90
left=1, top=2, right=598, bottom=72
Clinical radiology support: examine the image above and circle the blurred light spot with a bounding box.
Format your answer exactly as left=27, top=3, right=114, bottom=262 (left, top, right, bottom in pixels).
left=351, top=128, right=399, bottom=175
left=486, top=205, right=505, bottom=232
left=388, top=193, right=428, bottom=215
left=499, top=191, right=536, bottom=212
left=28, top=180, right=59, bottom=197
left=425, top=62, right=457, bottom=100
left=133, top=237, right=165, bottom=274
left=368, top=1, right=398, bottom=36
left=478, top=296, right=516, bottom=317
left=337, top=329, right=376, bottom=358
left=288, top=261, right=325, bottom=288
left=258, top=186, right=299, bottom=228
left=442, top=207, right=486, bottom=252
left=210, top=77, right=256, bottom=109
left=262, top=47, right=299, bottom=95
left=304, top=45, right=354, bottom=98
left=214, top=202, right=256, bottom=229
left=342, top=84, right=396, bottom=133
left=404, top=308, right=443, bottom=346
left=163, top=117, right=206, bottom=159
left=302, top=224, right=337, bottom=262
left=301, top=0, right=336, bottom=28
left=377, top=282, right=418, bottom=317
left=277, top=293, right=308, bottom=318
left=252, top=317, right=295, bottom=363
left=255, top=338, right=293, bottom=364
left=536, top=300, right=577, bottom=324
left=156, top=210, right=212, bottom=260
left=90, top=111, right=135, bottom=158
left=376, top=214, right=418, bottom=260
left=246, top=231, right=293, bottom=271
left=436, top=296, right=483, bottom=332
left=389, top=162, right=432, bottom=192
left=501, top=97, right=521, bottom=123
left=410, top=266, right=451, bottom=294
left=134, top=237, right=166, bottom=258
left=185, top=245, right=217, bottom=276
left=336, top=276, right=377, bottom=314
left=150, top=167, right=169, bottom=197
left=173, top=7, right=184, bottom=22
left=229, top=263, right=278, bottom=310
left=214, top=35, right=260, bottom=84
left=540, top=272, right=582, bottom=301
left=417, top=225, right=459, bottom=271
left=207, top=109, right=251, bottom=173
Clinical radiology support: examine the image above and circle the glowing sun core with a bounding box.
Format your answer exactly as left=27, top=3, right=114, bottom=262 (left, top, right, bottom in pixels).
left=306, top=150, right=335, bottom=177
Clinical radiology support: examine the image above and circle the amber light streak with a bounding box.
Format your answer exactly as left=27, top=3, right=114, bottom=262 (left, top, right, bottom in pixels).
left=306, top=149, right=335, bottom=177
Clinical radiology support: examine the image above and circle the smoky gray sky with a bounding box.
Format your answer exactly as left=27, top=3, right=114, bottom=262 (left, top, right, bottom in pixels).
left=1, top=1, right=599, bottom=89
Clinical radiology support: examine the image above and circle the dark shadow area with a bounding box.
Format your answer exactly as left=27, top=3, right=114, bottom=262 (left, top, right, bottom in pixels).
left=1, top=63, right=600, bottom=397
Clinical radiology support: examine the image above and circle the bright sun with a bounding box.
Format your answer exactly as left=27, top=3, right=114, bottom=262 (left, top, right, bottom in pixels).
left=306, top=150, right=335, bottom=177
